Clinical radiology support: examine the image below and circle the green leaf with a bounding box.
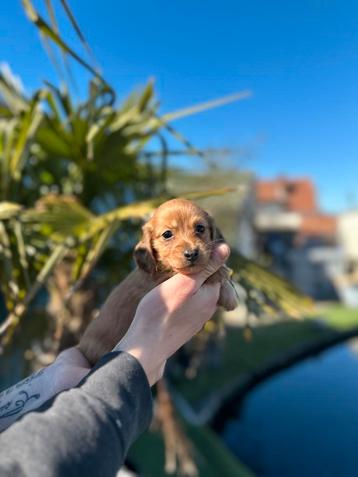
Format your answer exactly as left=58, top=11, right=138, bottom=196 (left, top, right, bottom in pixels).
left=0, top=71, right=27, bottom=113
left=59, top=0, right=98, bottom=69
left=138, top=79, right=155, bottom=112
left=230, top=252, right=314, bottom=319
left=21, top=0, right=105, bottom=83
left=35, top=118, right=73, bottom=159
left=0, top=202, right=22, bottom=220
left=13, top=220, right=31, bottom=289
left=9, top=94, right=43, bottom=180
left=0, top=243, right=68, bottom=345
left=163, top=90, right=252, bottom=122
left=0, top=106, right=14, bottom=119
left=22, top=195, right=94, bottom=239
left=43, top=81, right=73, bottom=118
left=70, top=221, right=118, bottom=291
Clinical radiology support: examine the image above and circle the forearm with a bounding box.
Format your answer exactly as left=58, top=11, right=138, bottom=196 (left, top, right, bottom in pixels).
left=0, top=351, right=153, bottom=477
left=0, top=348, right=90, bottom=432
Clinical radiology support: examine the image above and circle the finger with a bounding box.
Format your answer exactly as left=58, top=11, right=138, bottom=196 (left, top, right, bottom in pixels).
left=192, top=243, right=230, bottom=289
left=200, top=282, right=221, bottom=310
left=167, top=243, right=230, bottom=296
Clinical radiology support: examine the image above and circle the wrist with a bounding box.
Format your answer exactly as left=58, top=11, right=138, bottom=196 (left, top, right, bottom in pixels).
left=51, top=362, right=90, bottom=394
left=56, top=347, right=91, bottom=368
left=114, top=343, right=164, bottom=386
left=51, top=348, right=91, bottom=394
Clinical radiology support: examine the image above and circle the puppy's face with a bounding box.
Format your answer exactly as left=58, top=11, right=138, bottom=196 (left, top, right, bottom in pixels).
left=134, top=199, right=222, bottom=275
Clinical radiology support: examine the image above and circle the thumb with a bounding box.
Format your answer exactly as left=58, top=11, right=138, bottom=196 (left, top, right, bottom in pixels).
left=192, top=243, right=230, bottom=290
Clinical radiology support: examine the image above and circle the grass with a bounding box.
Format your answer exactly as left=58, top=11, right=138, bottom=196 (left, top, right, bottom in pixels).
left=172, top=304, right=358, bottom=406
left=317, top=304, right=358, bottom=330
left=128, top=420, right=254, bottom=477
left=173, top=319, right=333, bottom=405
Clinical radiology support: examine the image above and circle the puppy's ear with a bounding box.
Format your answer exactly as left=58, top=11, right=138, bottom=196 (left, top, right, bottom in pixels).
left=134, top=222, right=156, bottom=273
left=207, top=213, right=225, bottom=243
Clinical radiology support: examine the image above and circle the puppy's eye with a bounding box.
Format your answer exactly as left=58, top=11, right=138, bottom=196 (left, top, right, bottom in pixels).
left=195, top=224, right=206, bottom=234
left=162, top=230, right=173, bottom=240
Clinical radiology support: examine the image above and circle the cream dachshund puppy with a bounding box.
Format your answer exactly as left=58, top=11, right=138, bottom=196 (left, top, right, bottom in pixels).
left=79, top=198, right=238, bottom=365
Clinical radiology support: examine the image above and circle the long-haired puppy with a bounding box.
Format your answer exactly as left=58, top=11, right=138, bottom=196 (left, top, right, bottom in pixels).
left=79, top=198, right=239, bottom=365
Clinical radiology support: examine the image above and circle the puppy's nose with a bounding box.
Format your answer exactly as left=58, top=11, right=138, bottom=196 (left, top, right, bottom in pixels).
left=184, top=248, right=199, bottom=262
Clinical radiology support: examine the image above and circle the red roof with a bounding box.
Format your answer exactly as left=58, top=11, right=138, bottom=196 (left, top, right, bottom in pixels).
left=256, top=178, right=316, bottom=213
left=256, top=177, right=337, bottom=238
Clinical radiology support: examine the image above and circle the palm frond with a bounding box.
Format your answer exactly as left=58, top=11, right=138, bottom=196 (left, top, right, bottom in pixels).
left=163, top=90, right=252, bottom=122
left=230, top=252, right=314, bottom=319
left=0, top=243, right=68, bottom=346
left=0, top=202, right=22, bottom=220
left=21, top=0, right=107, bottom=85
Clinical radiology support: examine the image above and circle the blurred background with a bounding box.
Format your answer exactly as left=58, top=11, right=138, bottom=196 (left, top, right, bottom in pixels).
left=1, top=1, right=358, bottom=476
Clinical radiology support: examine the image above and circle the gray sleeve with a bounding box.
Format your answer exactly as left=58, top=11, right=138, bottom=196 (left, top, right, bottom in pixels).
left=0, top=351, right=153, bottom=477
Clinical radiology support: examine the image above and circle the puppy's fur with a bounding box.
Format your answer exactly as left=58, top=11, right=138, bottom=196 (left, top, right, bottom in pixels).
left=78, top=199, right=238, bottom=365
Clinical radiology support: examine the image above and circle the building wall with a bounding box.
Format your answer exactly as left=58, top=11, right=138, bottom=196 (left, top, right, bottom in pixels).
left=338, top=211, right=358, bottom=261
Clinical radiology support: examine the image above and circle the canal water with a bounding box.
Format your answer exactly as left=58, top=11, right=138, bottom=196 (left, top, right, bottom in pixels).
left=222, top=339, right=358, bottom=477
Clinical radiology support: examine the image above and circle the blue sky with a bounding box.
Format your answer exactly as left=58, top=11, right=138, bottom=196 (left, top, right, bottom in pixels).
left=1, top=0, right=357, bottom=213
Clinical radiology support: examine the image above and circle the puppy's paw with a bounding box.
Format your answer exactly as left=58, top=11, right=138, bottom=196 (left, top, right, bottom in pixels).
left=218, top=279, right=239, bottom=311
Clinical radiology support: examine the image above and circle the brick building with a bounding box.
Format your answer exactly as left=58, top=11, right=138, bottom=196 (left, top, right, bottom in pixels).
left=254, top=177, right=338, bottom=300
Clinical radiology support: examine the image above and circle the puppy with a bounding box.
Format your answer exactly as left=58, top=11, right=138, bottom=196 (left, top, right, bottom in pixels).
left=78, top=198, right=238, bottom=365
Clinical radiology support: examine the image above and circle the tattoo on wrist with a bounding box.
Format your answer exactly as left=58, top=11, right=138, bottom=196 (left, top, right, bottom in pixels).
left=0, top=368, right=45, bottom=400
left=0, top=390, right=41, bottom=419
left=0, top=369, right=45, bottom=420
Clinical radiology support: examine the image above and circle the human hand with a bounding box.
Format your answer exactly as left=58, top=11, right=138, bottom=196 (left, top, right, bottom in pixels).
left=0, top=347, right=91, bottom=432
left=51, top=347, right=91, bottom=394
left=115, top=243, right=230, bottom=386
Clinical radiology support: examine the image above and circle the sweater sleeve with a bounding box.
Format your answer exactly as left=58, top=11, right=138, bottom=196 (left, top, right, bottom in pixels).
left=0, top=351, right=153, bottom=477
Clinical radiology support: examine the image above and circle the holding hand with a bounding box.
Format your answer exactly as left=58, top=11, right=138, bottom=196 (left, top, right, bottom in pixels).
left=115, top=243, right=230, bottom=385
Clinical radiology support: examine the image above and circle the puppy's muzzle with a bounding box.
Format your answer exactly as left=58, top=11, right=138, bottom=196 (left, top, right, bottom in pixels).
left=183, top=248, right=199, bottom=263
